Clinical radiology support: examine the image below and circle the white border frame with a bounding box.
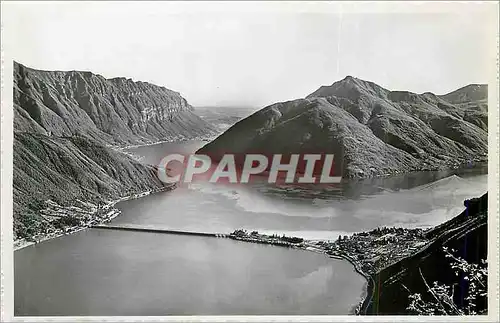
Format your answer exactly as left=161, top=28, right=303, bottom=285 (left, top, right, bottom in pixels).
left=1, top=1, right=499, bottom=322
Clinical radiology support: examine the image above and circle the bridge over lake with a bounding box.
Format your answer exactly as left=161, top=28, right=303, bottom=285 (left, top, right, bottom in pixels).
left=91, top=224, right=229, bottom=238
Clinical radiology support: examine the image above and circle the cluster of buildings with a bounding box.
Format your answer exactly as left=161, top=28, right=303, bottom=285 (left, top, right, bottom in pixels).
left=33, top=184, right=178, bottom=243
left=318, top=227, right=428, bottom=274
left=228, top=227, right=429, bottom=277
left=229, top=230, right=305, bottom=247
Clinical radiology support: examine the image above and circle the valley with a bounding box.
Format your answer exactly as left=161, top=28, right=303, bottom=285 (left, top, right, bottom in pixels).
left=12, top=63, right=489, bottom=316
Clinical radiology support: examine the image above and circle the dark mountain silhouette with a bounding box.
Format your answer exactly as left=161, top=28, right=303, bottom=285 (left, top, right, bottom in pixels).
left=362, top=193, right=488, bottom=314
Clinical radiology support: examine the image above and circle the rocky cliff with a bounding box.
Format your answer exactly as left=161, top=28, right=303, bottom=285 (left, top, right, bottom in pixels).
left=14, top=62, right=217, bottom=145
left=198, top=77, right=487, bottom=178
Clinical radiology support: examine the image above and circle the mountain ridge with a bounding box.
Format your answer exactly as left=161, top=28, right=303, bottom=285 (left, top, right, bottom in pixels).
left=13, top=63, right=217, bottom=240
left=308, top=76, right=487, bottom=102
left=14, top=61, right=217, bottom=146
left=198, top=77, right=487, bottom=178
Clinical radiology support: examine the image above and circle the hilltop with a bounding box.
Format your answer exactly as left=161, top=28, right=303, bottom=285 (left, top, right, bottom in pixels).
left=198, top=76, right=487, bottom=178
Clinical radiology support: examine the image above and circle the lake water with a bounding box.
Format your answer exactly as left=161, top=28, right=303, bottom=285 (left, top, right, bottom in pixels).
left=15, top=229, right=364, bottom=316
left=14, top=140, right=488, bottom=316
left=116, top=141, right=488, bottom=240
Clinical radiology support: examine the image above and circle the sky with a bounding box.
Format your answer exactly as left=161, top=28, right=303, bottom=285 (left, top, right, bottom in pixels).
left=3, top=1, right=498, bottom=107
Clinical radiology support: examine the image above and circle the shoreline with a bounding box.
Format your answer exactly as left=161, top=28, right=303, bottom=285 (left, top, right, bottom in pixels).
left=229, top=234, right=373, bottom=315
left=335, top=254, right=374, bottom=315
left=301, top=247, right=373, bottom=315
left=111, top=135, right=219, bottom=151
left=326, top=251, right=379, bottom=315
left=113, top=138, right=486, bottom=181
left=12, top=139, right=484, bottom=314
left=293, top=245, right=376, bottom=315
left=226, top=229, right=430, bottom=316
left=13, top=183, right=176, bottom=252
left=12, top=216, right=454, bottom=316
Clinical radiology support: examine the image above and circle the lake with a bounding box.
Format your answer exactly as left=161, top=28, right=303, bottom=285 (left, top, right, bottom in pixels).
left=15, top=229, right=365, bottom=315
left=14, top=140, right=488, bottom=315
left=116, top=141, right=488, bottom=240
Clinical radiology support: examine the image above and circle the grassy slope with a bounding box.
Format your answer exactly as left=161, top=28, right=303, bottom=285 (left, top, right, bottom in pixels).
left=13, top=132, right=164, bottom=239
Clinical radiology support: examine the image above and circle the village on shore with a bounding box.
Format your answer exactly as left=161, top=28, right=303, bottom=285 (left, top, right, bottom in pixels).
left=229, top=227, right=428, bottom=275
left=15, top=194, right=437, bottom=315
left=13, top=184, right=177, bottom=251
left=15, top=180, right=432, bottom=315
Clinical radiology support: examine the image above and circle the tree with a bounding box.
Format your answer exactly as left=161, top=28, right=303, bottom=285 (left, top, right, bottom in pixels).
left=406, top=247, right=487, bottom=315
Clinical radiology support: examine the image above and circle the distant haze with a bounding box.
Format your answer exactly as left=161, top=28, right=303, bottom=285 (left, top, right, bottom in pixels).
left=4, top=2, right=497, bottom=107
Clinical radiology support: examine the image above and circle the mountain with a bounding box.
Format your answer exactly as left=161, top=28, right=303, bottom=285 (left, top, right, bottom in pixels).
left=13, top=133, right=166, bottom=239
left=362, top=193, right=488, bottom=314
left=440, top=84, right=488, bottom=105
left=198, top=76, right=487, bottom=178
left=13, top=62, right=218, bottom=240
left=14, top=62, right=217, bottom=145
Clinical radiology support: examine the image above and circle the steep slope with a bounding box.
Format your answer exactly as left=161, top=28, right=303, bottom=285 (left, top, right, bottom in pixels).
left=198, top=77, right=487, bottom=178
left=14, top=62, right=217, bottom=145
left=13, top=62, right=220, bottom=240
left=437, top=84, right=488, bottom=131
left=363, top=193, right=488, bottom=314
left=13, top=132, right=166, bottom=239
